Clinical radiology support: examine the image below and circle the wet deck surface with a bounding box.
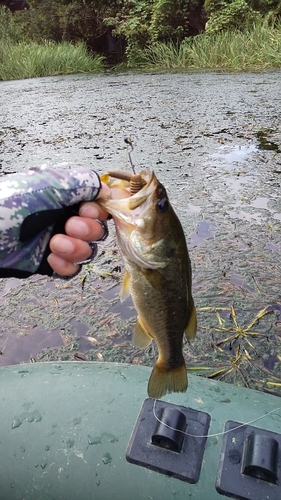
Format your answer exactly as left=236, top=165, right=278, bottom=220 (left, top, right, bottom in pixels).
left=0, top=71, right=280, bottom=393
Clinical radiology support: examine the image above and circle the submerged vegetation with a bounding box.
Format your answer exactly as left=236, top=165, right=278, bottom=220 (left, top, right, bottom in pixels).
left=0, top=0, right=281, bottom=79
left=191, top=304, right=281, bottom=395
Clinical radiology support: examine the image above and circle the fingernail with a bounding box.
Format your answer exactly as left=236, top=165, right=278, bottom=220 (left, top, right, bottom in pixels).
left=79, top=204, right=99, bottom=218
left=52, top=238, right=75, bottom=254
left=67, top=219, right=90, bottom=237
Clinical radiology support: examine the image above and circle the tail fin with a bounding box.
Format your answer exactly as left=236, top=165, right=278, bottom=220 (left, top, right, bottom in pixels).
left=147, top=361, right=187, bottom=399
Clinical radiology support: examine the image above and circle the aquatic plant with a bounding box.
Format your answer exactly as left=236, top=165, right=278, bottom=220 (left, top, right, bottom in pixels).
left=133, top=17, right=281, bottom=70
left=188, top=304, right=281, bottom=395
left=0, top=40, right=104, bottom=81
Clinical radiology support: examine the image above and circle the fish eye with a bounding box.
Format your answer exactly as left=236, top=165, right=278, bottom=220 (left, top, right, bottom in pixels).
left=156, top=198, right=169, bottom=213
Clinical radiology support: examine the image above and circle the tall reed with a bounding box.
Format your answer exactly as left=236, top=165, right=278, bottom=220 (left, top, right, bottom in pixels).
left=0, top=41, right=104, bottom=81
left=138, top=18, right=281, bottom=71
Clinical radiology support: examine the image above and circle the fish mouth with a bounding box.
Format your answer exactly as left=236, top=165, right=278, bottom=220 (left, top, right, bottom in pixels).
left=128, top=169, right=155, bottom=207
left=99, top=169, right=157, bottom=224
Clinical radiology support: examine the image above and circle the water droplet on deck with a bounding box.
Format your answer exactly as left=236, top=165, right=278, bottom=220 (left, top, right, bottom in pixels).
left=72, top=417, right=81, bottom=425
left=22, top=402, right=33, bottom=410
left=88, top=435, right=101, bottom=445
left=106, top=433, right=119, bottom=443
left=12, top=418, right=22, bottom=429
left=102, top=453, right=112, bottom=465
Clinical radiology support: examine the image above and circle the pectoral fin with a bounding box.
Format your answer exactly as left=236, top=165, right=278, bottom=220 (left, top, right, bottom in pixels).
left=133, top=317, right=153, bottom=348
left=120, top=271, right=131, bottom=303
left=184, top=299, right=197, bottom=340
left=141, top=268, right=165, bottom=289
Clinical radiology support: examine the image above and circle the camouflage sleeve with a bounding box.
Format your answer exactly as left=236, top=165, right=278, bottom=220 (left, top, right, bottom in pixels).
left=0, top=166, right=103, bottom=278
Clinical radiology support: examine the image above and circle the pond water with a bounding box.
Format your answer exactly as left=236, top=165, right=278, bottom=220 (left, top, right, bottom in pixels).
left=0, top=70, right=281, bottom=394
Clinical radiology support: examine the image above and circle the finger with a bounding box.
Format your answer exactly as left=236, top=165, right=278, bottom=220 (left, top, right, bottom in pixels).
left=49, top=234, right=93, bottom=263
left=110, top=187, right=130, bottom=200
left=65, top=216, right=106, bottom=241
left=47, top=253, right=81, bottom=277
left=79, top=186, right=130, bottom=220
left=97, top=182, right=111, bottom=200
left=79, top=201, right=109, bottom=221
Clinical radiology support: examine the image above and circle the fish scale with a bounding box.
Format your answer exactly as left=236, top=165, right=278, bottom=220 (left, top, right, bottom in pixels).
left=98, top=169, right=197, bottom=398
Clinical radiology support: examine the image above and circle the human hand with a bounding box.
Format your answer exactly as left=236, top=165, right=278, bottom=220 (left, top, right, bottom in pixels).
left=47, top=198, right=109, bottom=277
left=0, top=167, right=111, bottom=279
left=48, top=177, right=131, bottom=276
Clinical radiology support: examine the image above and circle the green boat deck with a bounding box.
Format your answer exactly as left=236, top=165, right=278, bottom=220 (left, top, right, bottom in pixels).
left=0, top=362, right=280, bottom=499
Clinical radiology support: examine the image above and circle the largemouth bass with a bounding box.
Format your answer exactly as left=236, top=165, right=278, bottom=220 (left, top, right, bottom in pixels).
left=98, top=169, right=197, bottom=398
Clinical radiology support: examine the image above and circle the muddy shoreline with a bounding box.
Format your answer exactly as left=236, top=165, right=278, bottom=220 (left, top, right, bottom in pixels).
left=1, top=70, right=281, bottom=393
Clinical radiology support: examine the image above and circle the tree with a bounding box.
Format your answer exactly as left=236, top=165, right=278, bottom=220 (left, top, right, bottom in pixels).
left=12, top=0, right=119, bottom=47
left=0, top=0, right=28, bottom=11
left=205, top=0, right=258, bottom=34
left=105, top=0, right=206, bottom=63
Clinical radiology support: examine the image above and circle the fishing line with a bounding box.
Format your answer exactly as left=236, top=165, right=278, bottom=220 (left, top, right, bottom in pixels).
left=124, top=136, right=136, bottom=174
left=153, top=399, right=281, bottom=439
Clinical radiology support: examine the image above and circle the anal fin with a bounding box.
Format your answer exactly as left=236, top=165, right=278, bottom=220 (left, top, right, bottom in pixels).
left=133, top=317, right=153, bottom=348
left=184, top=299, right=197, bottom=340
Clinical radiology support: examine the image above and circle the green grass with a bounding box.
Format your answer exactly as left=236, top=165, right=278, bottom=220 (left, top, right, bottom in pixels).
left=0, top=41, right=104, bottom=81
left=131, top=18, right=281, bottom=71
left=1, top=17, right=281, bottom=80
